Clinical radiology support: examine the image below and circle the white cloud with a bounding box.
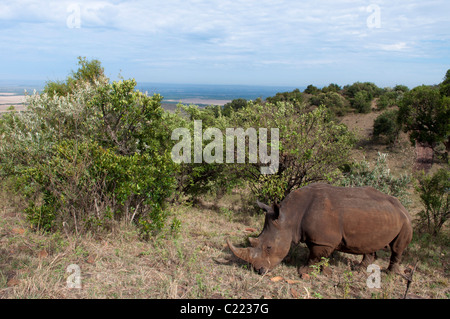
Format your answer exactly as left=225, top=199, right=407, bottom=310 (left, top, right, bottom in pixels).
left=379, top=42, right=409, bottom=51
left=1, top=0, right=449, bottom=86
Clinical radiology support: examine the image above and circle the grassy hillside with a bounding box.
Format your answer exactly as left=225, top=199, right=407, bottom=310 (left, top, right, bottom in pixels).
left=1, top=108, right=448, bottom=299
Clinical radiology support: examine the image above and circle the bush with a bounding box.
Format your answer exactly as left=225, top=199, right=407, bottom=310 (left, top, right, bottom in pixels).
left=415, top=169, right=449, bottom=235
left=343, top=82, right=382, bottom=100
left=309, top=92, right=350, bottom=117
left=373, top=109, right=400, bottom=144
left=230, top=102, right=355, bottom=203
left=222, top=98, right=248, bottom=117
left=42, top=56, right=104, bottom=98
left=398, top=85, right=450, bottom=150
left=376, top=93, right=394, bottom=111
left=352, top=90, right=372, bottom=113
left=341, top=153, right=411, bottom=207
left=266, top=88, right=303, bottom=104
left=0, top=68, right=176, bottom=236
left=171, top=103, right=243, bottom=199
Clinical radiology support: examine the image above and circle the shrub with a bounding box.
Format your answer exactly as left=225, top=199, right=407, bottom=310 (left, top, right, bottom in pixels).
left=398, top=85, right=450, bottom=150
left=309, top=92, right=350, bottom=117
left=415, top=169, right=449, bottom=235
left=42, top=56, right=104, bottom=98
left=343, top=82, right=382, bottom=100
left=341, top=152, right=411, bottom=207
left=373, top=109, right=400, bottom=144
left=303, top=85, right=320, bottom=95
left=352, top=90, right=372, bottom=113
left=222, top=98, right=248, bottom=117
left=0, top=70, right=176, bottom=235
left=230, top=102, right=355, bottom=203
left=172, top=104, right=242, bottom=199
left=266, top=88, right=303, bottom=104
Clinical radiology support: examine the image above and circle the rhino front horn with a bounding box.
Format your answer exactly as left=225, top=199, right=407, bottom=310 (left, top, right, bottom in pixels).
left=227, top=239, right=252, bottom=264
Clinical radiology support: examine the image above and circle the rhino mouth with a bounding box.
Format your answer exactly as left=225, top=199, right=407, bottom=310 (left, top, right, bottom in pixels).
left=255, top=267, right=268, bottom=275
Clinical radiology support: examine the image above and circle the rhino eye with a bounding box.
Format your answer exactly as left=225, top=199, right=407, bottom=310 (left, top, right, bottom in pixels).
left=266, top=246, right=272, bottom=251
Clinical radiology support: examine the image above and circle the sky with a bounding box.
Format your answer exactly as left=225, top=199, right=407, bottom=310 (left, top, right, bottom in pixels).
left=0, top=0, right=449, bottom=88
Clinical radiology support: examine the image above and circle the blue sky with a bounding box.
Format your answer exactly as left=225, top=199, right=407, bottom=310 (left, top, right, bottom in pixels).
left=0, top=0, right=449, bottom=88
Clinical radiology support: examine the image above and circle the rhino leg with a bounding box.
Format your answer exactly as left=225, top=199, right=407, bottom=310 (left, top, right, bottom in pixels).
left=353, top=253, right=376, bottom=272
left=387, top=222, right=413, bottom=274
left=298, top=244, right=334, bottom=276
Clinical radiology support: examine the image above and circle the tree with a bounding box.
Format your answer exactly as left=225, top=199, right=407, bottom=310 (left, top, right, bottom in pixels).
left=222, top=98, right=248, bottom=116
left=266, top=89, right=303, bottom=104
left=352, top=90, right=372, bottom=113
left=373, top=109, right=401, bottom=144
left=230, top=101, right=355, bottom=203
left=343, top=81, right=382, bottom=100
left=440, top=69, right=450, bottom=97
left=398, top=85, right=450, bottom=152
left=0, top=60, right=175, bottom=235
left=303, top=84, right=320, bottom=95
left=415, top=169, right=449, bottom=235
left=393, top=84, right=409, bottom=93
left=321, top=83, right=341, bottom=93
left=42, top=56, right=105, bottom=97
left=309, top=91, right=349, bottom=116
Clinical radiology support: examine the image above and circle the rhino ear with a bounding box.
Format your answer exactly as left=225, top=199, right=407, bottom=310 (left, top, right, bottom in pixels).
left=272, top=202, right=280, bottom=220
left=249, top=237, right=260, bottom=247
left=257, top=200, right=281, bottom=221
left=256, top=200, right=273, bottom=214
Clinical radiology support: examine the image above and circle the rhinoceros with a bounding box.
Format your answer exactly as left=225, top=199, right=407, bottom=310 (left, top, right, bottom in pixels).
left=227, top=183, right=413, bottom=276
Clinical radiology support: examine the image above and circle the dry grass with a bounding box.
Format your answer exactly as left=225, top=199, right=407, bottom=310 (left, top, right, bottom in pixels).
left=1, top=108, right=448, bottom=299
left=1, top=186, right=448, bottom=299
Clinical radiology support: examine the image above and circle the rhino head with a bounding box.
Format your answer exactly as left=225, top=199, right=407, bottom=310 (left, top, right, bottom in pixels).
left=227, top=201, right=292, bottom=275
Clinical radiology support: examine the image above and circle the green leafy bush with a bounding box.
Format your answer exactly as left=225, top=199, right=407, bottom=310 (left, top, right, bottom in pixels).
left=309, top=92, right=350, bottom=117
left=373, top=109, right=400, bottom=144
left=352, top=90, right=372, bottom=113
left=172, top=104, right=242, bottom=199
left=230, top=102, right=355, bottom=203
left=42, top=56, right=104, bottom=98
left=0, top=63, right=175, bottom=235
left=341, top=152, right=411, bottom=207
left=398, top=85, right=450, bottom=149
left=266, top=88, right=303, bottom=105
left=415, top=169, right=449, bottom=235
left=343, top=82, right=382, bottom=100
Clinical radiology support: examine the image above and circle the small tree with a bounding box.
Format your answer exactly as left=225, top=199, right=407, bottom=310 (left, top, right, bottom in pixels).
left=415, top=169, right=449, bottom=235
left=222, top=98, right=248, bottom=117
left=439, top=69, right=450, bottom=97
left=266, top=89, right=303, bottom=104
left=398, top=85, right=449, bottom=153
left=0, top=61, right=176, bottom=235
left=309, top=92, right=349, bottom=117
left=42, top=56, right=105, bottom=97
left=304, top=84, right=320, bottom=95
left=352, top=90, right=372, bottom=113
left=231, top=102, right=355, bottom=203
left=321, top=83, right=341, bottom=93
left=373, top=109, right=400, bottom=144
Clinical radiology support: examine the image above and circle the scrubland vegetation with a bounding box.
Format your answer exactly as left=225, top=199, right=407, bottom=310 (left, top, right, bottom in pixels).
left=0, top=58, right=448, bottom=299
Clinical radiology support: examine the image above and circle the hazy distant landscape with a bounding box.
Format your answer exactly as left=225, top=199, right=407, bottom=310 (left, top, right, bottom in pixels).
left=0, top=81, right=301, bottom=111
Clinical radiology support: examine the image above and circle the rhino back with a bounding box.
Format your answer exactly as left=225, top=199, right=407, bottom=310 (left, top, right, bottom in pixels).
left=286, top=184, right=411, bottom=254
